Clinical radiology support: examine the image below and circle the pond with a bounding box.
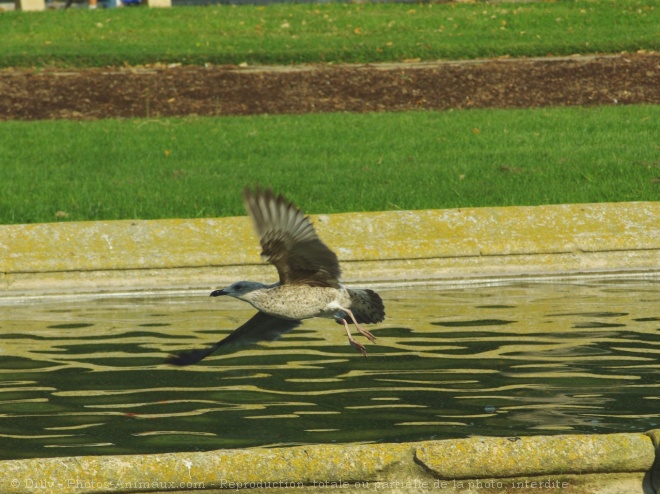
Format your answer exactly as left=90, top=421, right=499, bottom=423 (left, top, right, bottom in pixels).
left=0, top=279, right=658, bottom=460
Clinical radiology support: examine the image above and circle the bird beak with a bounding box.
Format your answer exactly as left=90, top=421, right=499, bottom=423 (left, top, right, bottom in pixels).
left=210, top=289, right=227, bottom=297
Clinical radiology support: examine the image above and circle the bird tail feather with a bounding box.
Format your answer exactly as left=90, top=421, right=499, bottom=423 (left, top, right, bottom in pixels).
left=348, top=289, right=385, bottom=324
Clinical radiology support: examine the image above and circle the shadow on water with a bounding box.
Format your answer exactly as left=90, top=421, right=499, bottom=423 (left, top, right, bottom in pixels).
left=0, top=280, right=658, bottom=460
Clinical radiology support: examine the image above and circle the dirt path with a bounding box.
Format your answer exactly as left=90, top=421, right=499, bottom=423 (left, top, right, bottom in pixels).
left=1, top=53, right=659, bottom=120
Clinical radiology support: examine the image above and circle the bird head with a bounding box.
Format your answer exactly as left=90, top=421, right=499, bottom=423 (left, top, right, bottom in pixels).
left=210, top=281, right=268, bottom=300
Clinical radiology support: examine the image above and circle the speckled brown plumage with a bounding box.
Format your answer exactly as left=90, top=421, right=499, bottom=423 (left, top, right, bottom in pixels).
left=167, top=187, right=385, bottom=366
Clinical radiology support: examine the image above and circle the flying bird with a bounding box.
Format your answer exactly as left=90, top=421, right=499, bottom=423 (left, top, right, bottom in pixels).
left=166, top=187, right=385, bottom=365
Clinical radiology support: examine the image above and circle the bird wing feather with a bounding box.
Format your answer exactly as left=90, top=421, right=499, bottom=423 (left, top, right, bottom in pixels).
left=166, top=312, right=301, bottom=366
left=243, top=186, right=341, bottom=288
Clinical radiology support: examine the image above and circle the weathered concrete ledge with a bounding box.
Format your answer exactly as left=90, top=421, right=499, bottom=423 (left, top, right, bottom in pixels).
left=1, top=201, right=658, bottom=296
left=1, top=201, right=659, bottom=493
left=1, top=431, right=658, bottom=494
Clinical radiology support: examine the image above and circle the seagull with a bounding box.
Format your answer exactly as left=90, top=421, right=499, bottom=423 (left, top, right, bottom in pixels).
left=166, top=187, right=385, bottom=366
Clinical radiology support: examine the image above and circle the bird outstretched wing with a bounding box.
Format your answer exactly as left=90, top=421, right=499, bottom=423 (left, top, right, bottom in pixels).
left=243, top=186, right=342, bottom=288
left=165, top=311, right=301, bottom=366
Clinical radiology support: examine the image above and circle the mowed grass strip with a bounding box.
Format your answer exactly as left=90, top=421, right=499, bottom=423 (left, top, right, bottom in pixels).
left=1, top=105, right=658, bottom=224
left=0, top=0, right=658, bottom=68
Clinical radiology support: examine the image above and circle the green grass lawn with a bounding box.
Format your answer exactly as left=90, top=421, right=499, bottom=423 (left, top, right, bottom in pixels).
left=1, top=105, right=658, bottom=224
left=1, top=0, right=658, bottom=225
left=0, top=0, right=658, bottom=67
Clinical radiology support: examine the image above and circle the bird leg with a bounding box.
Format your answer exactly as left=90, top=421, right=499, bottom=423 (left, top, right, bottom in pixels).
left=342, top=308, right=377, bottom=343
left=339, top=306, right=378, bottom=356
left=340, top=318, right=368, bottom=357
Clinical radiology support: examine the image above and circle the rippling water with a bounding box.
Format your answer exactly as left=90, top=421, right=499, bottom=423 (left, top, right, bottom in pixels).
left=0, top=279, right=658, bottom=460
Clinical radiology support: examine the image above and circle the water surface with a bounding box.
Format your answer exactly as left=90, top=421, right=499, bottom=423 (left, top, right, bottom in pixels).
left=0, top=279, right=658, bottom=460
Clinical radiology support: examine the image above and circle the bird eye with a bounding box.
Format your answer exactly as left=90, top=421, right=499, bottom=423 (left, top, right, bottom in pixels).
left=234, top=283, right=242, bottom=290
